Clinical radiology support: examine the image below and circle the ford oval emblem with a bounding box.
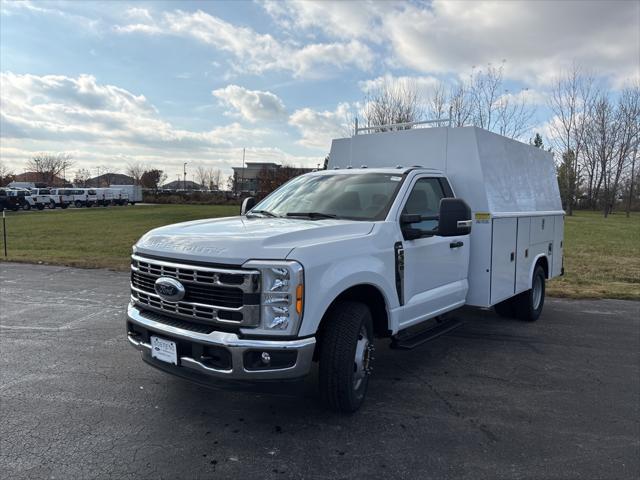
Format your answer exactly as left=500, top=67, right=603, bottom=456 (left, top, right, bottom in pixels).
left=154, top=277, right=186, bottom=302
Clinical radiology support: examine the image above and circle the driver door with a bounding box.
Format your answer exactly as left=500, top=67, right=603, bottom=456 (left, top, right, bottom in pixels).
left=399, top=176, right=470, bottom=330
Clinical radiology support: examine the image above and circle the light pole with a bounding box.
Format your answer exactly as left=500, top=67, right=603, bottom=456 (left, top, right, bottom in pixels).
left=240, top=147, right=245, bottom=194
left=183, top=163, right=188, bottom=191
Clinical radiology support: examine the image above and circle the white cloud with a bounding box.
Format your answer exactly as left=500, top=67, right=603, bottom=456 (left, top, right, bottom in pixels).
left=383, top=0, right=639, bottom=86
left=288, top=103, right=352, bottom=150
left=0, top=72, right=297, bottom=175
left=212, top=85, right=286, bottom=122
left=265, top=0, right=639, bottom=88
left=261, top=0, right=394, bottom=42
left=114, top=9, right=375, bottom=77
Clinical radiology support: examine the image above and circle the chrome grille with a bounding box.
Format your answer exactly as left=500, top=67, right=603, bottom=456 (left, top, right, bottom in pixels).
left=130, top=254, right=260, bottom=326
left=131, top=270, right=244, bottom=308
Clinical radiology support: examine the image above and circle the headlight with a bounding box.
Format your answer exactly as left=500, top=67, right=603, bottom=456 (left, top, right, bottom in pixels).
left=243, top=260, right=304, bottom=336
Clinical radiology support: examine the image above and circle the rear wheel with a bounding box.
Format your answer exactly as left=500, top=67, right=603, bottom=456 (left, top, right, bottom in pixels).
left=37, top=204, right=45, bottom=210
left=513, top=265, right=546, bottom=321
left=23, top=202, right=31, bottom=211
left=318, top=301, right=374, bottom=413
left=48, top=202, right=56, bottom=209
left=61, top=204, right=68, bottom=209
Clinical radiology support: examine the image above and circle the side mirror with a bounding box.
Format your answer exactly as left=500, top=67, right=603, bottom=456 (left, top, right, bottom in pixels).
left=437, top=198, right=472, bottom=236
left=240, top=197, right=256, bottom=215
left=400, top=213, right=436, bottom=240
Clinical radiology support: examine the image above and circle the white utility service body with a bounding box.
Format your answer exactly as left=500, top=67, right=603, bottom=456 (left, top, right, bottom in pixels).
left=111, top=184, right=142, bottom=204
left=329, top=126, right=564, bottom=310
left=126, top=125, right=563, bottom=412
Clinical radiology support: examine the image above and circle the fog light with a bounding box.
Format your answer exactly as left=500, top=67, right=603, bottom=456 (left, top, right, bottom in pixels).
left=261, top=352, right=271, bottom=364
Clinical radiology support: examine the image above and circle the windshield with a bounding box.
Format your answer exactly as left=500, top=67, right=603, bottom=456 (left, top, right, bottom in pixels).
left=251, top=173, right=405, bottom=221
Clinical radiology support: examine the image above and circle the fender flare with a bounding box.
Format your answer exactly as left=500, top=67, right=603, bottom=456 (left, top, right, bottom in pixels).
left=529, top=254, right=549, bottom=288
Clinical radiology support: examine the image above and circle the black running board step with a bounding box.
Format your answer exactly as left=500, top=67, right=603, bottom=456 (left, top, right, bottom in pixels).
left=390, top=319, right=463, bottom=350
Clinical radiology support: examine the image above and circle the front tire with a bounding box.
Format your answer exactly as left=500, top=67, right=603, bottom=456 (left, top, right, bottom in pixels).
left=37, top=204, right=45, bottom=210
left=318, top=301, right=374, bottom=413
left=513, top=265, right=546, bottom=321
left=23, top=203, right=31, bottom=211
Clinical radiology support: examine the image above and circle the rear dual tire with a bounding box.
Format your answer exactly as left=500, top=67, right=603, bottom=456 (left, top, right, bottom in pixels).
left=494, top=265, right=546, bottom=322
left=318, top=301, right=374, bottom=413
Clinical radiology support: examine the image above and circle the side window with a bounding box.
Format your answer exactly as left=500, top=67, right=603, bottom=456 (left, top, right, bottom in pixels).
left=402, top=178, right=446, bottom=231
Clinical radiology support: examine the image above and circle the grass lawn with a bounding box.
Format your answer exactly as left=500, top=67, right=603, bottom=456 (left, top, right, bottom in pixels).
left=0, top=204, right=238, bottom=270
left=547, top=210, right=640, bottom=300
left=0, top=205, right=638, bottom=300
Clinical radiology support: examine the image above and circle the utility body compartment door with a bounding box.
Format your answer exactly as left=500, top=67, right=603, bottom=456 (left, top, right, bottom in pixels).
left=515, top=217, right=532, bottom=294
left=490, top=217, right=517, bottom=304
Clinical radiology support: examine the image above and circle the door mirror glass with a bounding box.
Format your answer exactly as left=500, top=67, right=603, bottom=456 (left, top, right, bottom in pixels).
left=240, top=197, right=256, bottom=215
left=437, top=198, right=472, bottom=236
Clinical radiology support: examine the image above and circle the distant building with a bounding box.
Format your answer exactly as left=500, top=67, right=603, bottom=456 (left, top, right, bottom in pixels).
left=232, top=162, right=314, bottom=195
left=12, top=172, right=68, bottom=186
left=86, top=173, right=134, bottom=187
left=161, top=180, right=203, bottom=191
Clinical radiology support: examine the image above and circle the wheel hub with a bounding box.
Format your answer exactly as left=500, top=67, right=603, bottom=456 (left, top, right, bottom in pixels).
left=533, top=275, right=543, bottom=310
left=353, top=327, right=374, bottom=390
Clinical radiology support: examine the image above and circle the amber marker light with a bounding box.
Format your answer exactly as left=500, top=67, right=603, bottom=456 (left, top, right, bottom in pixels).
left=296, top=284, right=304, bottom=315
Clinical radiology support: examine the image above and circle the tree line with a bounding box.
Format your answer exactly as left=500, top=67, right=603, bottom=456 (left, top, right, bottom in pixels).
left=3, top=63, right=638, bottom=215
left=360, top=64, right=639, bottom=217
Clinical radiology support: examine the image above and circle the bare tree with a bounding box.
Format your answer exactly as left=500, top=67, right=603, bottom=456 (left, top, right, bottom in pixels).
left=581, top=84, right=640, bottom=217
left=426, top=83, right=448, bottom=122
left=548, top=65, right=594, bottom=215
left=73, top=168, right=92, bottom=187
left=195, top=166, right=209, bottom=189
left=362, top=80, right=422, bottom=131
left=0, top=160, right=14, bottom=186
left=208, top=168, right=222, bottom=190
left=424, top=64, right=534, bottom=138
left=27, top=153, right=74, bottom=186
left=126, top=162, right=145, bottom=185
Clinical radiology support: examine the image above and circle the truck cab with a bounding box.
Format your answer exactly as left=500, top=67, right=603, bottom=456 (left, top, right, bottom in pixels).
left=126, top=126, right=563, bottom=412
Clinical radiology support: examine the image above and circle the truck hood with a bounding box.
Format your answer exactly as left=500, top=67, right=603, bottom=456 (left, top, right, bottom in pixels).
left=135, top=215, right=375, bottom=265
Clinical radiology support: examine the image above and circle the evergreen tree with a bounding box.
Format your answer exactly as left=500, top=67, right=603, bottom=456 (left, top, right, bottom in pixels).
left=531, top=132, right=544, bottom=148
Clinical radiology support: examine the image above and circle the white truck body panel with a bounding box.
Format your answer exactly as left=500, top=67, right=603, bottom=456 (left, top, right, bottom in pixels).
left=110, top=185, right=142, bottom=203
left=329, top=126, right=564, bottom=307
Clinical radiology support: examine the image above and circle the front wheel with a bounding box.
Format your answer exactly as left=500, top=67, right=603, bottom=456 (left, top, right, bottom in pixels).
left=61, top=204, right=68, bottom=209
left=48, top=202, right=56, bottom=209
left=318, top=301, right=374, bottom=413
left=37, top=204, right=45, bottom=210
left=513, top=265, right=546, bottom=321
left=23, top=203, right=31, bottom=211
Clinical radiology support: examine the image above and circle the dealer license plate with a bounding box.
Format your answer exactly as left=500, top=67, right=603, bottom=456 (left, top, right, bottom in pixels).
left=150, top=336, right=178, bottom=365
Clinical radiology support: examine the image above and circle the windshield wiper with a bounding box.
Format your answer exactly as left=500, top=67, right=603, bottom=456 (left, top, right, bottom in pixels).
left=286, top=212, right=338, bottom=219
left=247, top=209, right=278, bottom=217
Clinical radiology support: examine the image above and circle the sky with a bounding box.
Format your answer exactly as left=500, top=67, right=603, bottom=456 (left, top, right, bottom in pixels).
left=1, top=0, right=639, bottom=183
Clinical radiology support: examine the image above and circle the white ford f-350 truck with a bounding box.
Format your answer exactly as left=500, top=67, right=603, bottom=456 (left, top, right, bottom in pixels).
left=126, top=125, right=564, bottom=412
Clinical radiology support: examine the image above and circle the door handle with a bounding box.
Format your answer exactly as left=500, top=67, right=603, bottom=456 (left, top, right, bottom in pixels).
left=449, top=241, right=464, bottom=248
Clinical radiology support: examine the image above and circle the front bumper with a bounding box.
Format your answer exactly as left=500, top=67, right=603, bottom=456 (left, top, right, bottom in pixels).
left=126, top=303, right=316, bottom=381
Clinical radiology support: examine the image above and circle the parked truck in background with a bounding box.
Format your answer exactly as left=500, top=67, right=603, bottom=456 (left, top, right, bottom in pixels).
left=111, top=185, right=142, bottom=205
left=125, top=125, right=564, bottom=412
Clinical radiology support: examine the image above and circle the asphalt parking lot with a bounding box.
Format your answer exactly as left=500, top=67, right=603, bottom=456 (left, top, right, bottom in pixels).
left=1, top=263, right=638, bottom=480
